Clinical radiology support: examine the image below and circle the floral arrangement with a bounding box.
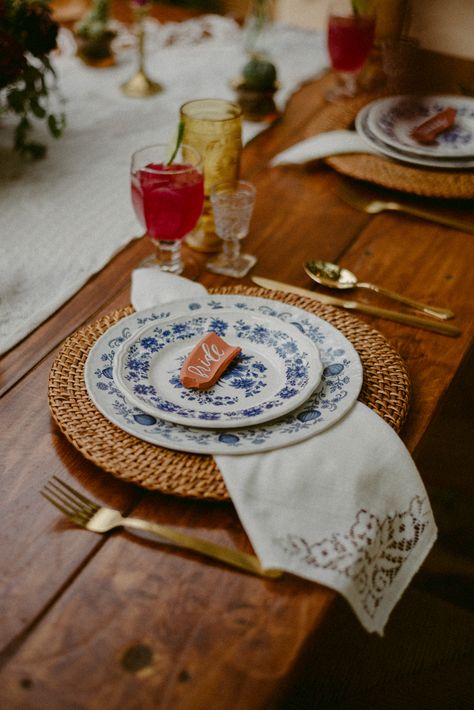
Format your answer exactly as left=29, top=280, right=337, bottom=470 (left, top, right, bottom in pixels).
left=0, top=0, right=65, bottom=158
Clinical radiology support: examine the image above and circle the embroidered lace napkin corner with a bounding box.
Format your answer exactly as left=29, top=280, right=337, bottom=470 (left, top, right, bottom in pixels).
left=131, top=270, right=437, bottom=635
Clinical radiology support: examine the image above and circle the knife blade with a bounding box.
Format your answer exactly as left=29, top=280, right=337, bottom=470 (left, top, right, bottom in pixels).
left=251, top=276, right=461, bottom=337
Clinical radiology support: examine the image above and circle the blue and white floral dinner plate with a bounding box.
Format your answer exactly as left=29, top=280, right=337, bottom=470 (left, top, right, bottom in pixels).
left=366, top=95, right=474, bottom=159
left=113, top=310, right=323, bottom=428
left=84, top=295, right=363, bottom=455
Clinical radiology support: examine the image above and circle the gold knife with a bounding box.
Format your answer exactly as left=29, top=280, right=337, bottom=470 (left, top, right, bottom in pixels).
left=251, top=276, right=461, bottom=337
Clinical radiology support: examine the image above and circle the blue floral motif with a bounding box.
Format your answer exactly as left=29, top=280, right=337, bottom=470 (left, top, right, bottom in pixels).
left=86, top=294, right=363, bottom=453
left=117, top=311, right=318, bottom=426
left=376, top=98, right=474, bottom=154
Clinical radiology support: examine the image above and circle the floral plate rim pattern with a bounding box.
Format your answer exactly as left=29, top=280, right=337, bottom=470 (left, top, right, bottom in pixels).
left=356, top=104, right=474, bottom=170
left=366, top=94, right=474, bottom=159
left=112, top=309, right=323, bottom=429
left=84, top=295, right=364, bottom=455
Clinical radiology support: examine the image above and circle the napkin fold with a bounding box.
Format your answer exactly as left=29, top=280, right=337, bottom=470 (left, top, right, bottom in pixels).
left=130, top=270, right=437, bottom=634
left=131, top=267, right=207, bottom=310
left=270, top=130, right=379, bottom=166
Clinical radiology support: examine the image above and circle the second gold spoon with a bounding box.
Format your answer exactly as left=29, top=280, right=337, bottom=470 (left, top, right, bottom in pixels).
left=304, top=260, right=454, bottom=320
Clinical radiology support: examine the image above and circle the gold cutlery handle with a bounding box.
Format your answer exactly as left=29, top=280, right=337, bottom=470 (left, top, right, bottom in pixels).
left=387, top=203, right=474, bottom=235
left=251, top=277, right=461, bottom=337
left=123, top=517, right=282, bottom=578
left=357, top=282, right=454, bottom=320
left=339, top=299, right=460, bottom=336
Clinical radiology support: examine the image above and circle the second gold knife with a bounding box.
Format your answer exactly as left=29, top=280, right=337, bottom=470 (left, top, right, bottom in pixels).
left=251, top=276, right=461, bottom=337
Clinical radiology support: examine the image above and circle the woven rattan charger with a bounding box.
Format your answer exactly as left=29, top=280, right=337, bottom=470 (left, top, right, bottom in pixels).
left=49, top=286, right=410, bottom=501
left=309, top=94, right=474, bottom=200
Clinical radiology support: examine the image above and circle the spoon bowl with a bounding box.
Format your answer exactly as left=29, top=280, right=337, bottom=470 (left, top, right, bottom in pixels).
left=304, top=259, right=454, bottom=320
left=304, top=260, right=358, bottom=290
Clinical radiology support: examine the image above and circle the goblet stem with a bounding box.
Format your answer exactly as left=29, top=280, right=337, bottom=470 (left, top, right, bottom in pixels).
left=222, top=238, right=240, bottom=268
left=342, top=71, right=357, bottom=95
left=141, top=239, right=183, bottom=274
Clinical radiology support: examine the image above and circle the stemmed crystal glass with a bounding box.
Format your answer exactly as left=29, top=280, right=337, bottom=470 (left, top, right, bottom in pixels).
left=130, top=143, right=204, bottom=274
left=326, top=0, right=376, bottom=100
left=206, top=180, right=257, bottom=278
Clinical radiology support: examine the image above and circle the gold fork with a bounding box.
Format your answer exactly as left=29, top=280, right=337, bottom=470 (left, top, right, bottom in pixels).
left=41, top=477, right=281, bottom=579
left=337, top=180, right=474, bottom=234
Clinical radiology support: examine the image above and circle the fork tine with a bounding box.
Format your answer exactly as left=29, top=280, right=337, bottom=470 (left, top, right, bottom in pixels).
left=47, top=479, right=93, bottom=513
left=40, top=490, right=75, bottom=517
left=41, top=487, right=93, bottom=525
left=42, top=483, right=86, bottom=517
left=51, top=476, right=99, bottom=512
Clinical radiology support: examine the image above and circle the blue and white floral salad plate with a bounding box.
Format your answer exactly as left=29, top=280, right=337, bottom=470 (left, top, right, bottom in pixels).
left=113, top=310, right=323, bottom=428
left=366, top=95, right=474, bottom=159
left=84, top=295, right=363, bottom=455
left=356, top=104, right=474, bottom=170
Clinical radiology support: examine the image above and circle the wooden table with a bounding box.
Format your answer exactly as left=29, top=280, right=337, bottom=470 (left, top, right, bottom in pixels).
left=1, top=12, right=474, bottom=707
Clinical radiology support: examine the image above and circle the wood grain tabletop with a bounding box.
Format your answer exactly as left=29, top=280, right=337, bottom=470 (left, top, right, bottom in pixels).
left=1, top=6, right=473, bottom=709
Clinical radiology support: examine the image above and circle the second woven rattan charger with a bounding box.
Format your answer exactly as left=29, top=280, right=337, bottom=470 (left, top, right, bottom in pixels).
left=49, top=286, right=410, bottom=501
left=311, top=94, right=474, bottom=199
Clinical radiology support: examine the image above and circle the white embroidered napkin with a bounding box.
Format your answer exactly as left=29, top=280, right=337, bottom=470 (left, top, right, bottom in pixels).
left=270, top=129, right=379, bottom=166
left=131, top=270, right=437, bottom=635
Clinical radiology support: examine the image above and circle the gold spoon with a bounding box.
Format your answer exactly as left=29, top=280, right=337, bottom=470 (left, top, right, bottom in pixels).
left=304, top=260, right=454, bottom=320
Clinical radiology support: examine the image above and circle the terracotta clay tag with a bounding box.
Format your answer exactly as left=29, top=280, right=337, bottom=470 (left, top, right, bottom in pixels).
left=411, top=107, right=457, bottom=144
left=180, top=332, right=241, bottom=390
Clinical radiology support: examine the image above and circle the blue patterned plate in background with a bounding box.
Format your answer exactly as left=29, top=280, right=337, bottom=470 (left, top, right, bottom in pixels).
left=356, top=104, right=474, bottom=170
left=113, top=310, right=322, bottom=428
left=84, top=295, right=363, bottom=455
left=366, top=95, right=474, bottom=158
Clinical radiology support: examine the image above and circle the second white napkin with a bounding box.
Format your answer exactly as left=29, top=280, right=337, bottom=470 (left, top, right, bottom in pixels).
left=131, top=270, right=437, bottom=635
left=270, top=130, right=379, bottom=166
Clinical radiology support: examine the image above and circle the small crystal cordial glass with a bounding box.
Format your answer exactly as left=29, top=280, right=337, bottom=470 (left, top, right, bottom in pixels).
left=206, top=180, right=257, bottom=278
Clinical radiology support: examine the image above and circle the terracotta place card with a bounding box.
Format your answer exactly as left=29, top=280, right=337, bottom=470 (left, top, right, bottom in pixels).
left=411, top=107, right=457, bottom=144
left=180, top=332, right=241, bottom=390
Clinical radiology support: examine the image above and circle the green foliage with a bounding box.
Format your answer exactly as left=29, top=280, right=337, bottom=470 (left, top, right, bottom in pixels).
left=74, top=0, right=112, bottom=39
left=242, top=55, right=277, bottom=90
left=0, top=0, right=65, bottom=159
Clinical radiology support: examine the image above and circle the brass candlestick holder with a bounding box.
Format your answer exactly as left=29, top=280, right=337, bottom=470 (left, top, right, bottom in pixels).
left=121, top=1, right=163, bottom=98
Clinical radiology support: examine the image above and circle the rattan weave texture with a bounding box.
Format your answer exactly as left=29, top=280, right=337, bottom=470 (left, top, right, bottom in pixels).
left=48, top=286, right=410, bottom=501
left=312, top=95, right=474, bottom=199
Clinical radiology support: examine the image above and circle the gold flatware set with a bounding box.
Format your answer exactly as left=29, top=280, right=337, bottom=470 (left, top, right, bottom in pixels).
left=252, top=276, right=460, bottom=337
left=304, top=260, right=454, bottom=320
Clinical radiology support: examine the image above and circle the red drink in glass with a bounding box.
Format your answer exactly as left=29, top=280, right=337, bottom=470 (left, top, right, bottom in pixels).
left=131, top=163, right=204, bottom=243
left=328, top=14, right=375, bottom=73
left=130, top=143, right=203, bottom=274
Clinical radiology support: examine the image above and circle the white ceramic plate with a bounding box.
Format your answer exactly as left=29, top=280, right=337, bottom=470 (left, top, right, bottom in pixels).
left=366, top=95, right=474, bottom=159
left=113, top=309, right=322, bottom=428
left=84, top=295, right=363, bottom=455
left=356, top=104, right=474, bottom=170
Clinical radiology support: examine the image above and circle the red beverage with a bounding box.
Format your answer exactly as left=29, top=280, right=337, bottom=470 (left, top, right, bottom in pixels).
left=131, top=162, right=204, bottom=242
left=328, top=15, right=375, bottom=73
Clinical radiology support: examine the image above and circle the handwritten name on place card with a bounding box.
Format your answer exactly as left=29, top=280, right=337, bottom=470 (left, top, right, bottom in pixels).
left=180, top=332, right=241, bottom=390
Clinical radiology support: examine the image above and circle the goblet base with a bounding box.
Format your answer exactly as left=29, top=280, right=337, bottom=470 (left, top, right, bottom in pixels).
left=206, top=252, right=257, bottom=279
left=140, top=239, right=183, bottom=274
left=325, top=72, right=359, bottom=102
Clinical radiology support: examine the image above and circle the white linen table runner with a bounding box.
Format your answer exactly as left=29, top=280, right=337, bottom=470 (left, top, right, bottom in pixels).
left=0, top=15, right=328, bottom=355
